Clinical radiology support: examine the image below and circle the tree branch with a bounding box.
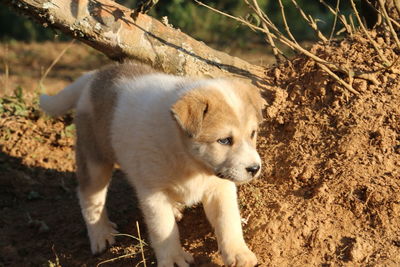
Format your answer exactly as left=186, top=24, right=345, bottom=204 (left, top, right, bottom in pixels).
left=5, top=0, right=265, bottom=83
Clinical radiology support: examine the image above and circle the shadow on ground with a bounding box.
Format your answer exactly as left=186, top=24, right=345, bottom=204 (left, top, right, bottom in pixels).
left=0, top=151, right=219, bottom=266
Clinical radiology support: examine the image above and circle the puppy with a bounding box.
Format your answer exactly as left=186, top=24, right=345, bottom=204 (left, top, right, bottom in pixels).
left=40, top=62, right=264, bottom=267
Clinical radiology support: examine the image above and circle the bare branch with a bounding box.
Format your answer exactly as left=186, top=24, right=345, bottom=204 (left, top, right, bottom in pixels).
left=244, top=1, right=297, bottom=51
left=378, top=0, right=400, bottom=50
left=5, top=0, right=265, bottom=82
left=199, top=0, right=395, bottom=95
left=349, top=14, right=357, bottom=33
left=198, top=0, right=360, bottom=94
left=362, top=1, right=400, bottom=29
left=278, top=0, right=299, bottom=45
left=244, top=0, right=280, bottom=33
left=329, top=0, right=340, bottom=42
left=290, top=0, right=328, bottom=42
left=317, top=63, right=360, bottom=95
left=394, top=0, right=400, bottom=16
left=249, top=0, right=284, bottom=62
left=319, top=0, right=353, bottom=36
left=40, top=40, right=75, bottom=89
left=195, top=1, right=269, bottom=36
left=196, top=0, right=294, bottom=51
left=261, top=25, right=284, bottom=62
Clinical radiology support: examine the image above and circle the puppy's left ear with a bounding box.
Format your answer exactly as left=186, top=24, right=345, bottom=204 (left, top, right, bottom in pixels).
left=252, top=89, right=266, bottom=123
left=235, top=80, right=266, bottom=123
left=171, top=90, right=209, bottom=138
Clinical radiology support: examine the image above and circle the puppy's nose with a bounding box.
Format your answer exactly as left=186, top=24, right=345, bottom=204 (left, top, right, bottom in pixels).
left=246, top=164, right=260, bottom=176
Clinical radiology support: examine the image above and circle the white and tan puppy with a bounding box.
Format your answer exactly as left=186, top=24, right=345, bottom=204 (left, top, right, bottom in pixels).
left=40, top=62, right=264, bottom=267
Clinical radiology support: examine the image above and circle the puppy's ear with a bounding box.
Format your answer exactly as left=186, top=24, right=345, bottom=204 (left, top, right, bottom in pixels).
left=250, top=87, right=266, bottom=123
left=171, top=91, right=209, bottom=138
left=235, top=80, right=265, bottom=123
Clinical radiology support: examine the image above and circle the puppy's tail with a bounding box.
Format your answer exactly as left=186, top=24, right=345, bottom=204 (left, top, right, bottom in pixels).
left=40, top=71, right=95, bottom=116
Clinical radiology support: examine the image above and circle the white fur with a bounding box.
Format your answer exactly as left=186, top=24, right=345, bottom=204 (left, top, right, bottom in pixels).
left=40, top=71, right=95, bottom=116
left=216, top=80, right=244, bottom=116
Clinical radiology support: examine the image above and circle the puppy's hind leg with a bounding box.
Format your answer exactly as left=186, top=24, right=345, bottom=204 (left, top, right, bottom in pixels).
left=76, top=147, right=117, bottom=254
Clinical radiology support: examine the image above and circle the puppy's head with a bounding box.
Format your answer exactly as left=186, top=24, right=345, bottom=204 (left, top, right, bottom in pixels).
left=171, top=79, right=264, bottom=183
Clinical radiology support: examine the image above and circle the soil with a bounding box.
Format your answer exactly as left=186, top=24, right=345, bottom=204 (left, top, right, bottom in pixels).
left=0, top=33, right=399, bottom=267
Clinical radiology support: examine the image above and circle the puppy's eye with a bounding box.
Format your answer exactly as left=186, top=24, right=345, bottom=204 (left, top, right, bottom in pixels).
left=217, top=137, right=233, bottom=145
left=251, top=130, right=256, bottom=139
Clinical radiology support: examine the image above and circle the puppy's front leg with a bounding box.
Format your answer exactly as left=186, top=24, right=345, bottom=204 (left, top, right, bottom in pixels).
left=138, top=190, right=194, bottom=267
left=203, top=180, right=257, bottom=267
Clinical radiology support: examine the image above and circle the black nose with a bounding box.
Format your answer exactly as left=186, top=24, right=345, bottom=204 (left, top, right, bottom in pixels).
left=246, top=164, right=260, bottom=176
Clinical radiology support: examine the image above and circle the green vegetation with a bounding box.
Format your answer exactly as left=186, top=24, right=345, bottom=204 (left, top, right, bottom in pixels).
left=0, top=86, right=30, bottom=117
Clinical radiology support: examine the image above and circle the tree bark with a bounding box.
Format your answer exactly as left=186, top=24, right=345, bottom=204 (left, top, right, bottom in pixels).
left=6, top=0, right=266, bottom=84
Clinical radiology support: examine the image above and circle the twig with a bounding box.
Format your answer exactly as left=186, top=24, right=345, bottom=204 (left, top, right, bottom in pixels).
left=96, top=224, right=148, bottom=267
left=39, top=39, right=75, bottom=92
left=197, top=0, right=360, bottom=95
left=195, top=1, right=269, bottom=36
left=262, top=24, right=284, bottom=63
left=247, top=0, right=362, bottom=94
left=357, top=55, right=400, bottom=82
left=341, top=15, right=353, bottom=37
left=244, top=1, right=297, bottom=50
left=196, top=0, right=293, bottom=50
left=350, top=0, right=389, bottom=65
left=290, top=0, right=328, bottom=42
left=96, top=252, right=139, bottom=267
left=362, top=0, right=400, bottom=29
left=245, top=0, right=292, bottom=50
left=349, top=14, right=356, bottom=34
left=394, top=0, right=400, bottom=18
left=244, top=0, right=279, bottom=32
left=250, top=0, right=284, bottom=62
left=378, top=0, right=400, bottom=50
left=241, top=1, right=342, bottom=67
left=51, top=245, right=61, bottom=266
left=317, top=63, right=360, bottom=95
left=113, top=233, right=148, bottom=245
left=278, top=0, right=299, bottom=45
left=137, top=221, right=147, bottom=267
left=329, top=0, right=340, bottom=42
left=319, top=0, right=353, bottom=36
left=389, top=16, right=400, bottom=28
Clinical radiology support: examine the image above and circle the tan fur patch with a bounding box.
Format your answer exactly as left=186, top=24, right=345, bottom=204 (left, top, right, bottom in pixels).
left=171, top=87, right=239, bottom=140
left=76, top=61, right=156, bottom=189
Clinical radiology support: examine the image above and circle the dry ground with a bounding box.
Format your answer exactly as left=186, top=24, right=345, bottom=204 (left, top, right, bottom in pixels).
left=0, top=37, right=399, bottom=266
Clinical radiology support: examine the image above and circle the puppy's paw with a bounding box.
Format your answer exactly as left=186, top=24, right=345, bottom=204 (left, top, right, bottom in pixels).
left=157, top=249, right=194, bottom=267
left=222, top=246, right=257, bottom=267
left=88, top=220, right=118, bottom=254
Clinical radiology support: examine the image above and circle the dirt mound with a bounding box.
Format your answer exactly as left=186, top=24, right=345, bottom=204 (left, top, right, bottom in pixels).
left=1, top=36, right=399, bottom=266
left=241, top=31, right=400, bottom=266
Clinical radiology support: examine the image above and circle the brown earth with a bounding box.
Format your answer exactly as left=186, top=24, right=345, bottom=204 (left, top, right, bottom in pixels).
left=0, top=34, right=399, bottom=267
